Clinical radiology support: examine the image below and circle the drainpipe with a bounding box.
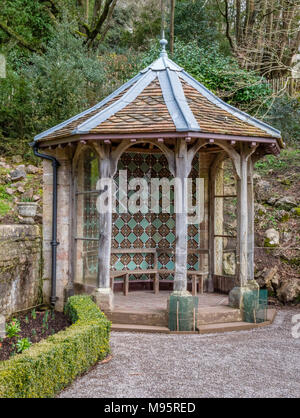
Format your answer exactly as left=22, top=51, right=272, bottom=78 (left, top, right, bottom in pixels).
left=31, top=142, right=60, bottom=307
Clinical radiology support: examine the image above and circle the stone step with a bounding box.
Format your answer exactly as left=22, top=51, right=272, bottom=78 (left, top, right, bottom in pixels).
left=106, top=310, right=168, bottom=326
left=198, top=310, right=276, bottom=333
left=197, top=306, right=242, bottom=325
left=111, top=323, right=170, bottom=333
left=111, top=309, right=276, bottom=334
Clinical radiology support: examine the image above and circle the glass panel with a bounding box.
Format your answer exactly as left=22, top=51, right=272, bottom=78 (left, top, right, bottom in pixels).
left=75, top=148, right=99, bottom=285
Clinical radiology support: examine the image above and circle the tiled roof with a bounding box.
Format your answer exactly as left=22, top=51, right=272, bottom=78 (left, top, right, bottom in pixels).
left=35, top=43, right=281, bottom=143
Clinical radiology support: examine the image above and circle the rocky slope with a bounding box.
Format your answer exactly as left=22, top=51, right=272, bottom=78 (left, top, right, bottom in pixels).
left=0, top=155, right=42, bottom=224
left=253, top=148, right=300, bottom=304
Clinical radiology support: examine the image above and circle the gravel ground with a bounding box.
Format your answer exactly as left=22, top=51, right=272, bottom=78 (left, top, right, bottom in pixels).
left=59, top=310, right=300, bottom=398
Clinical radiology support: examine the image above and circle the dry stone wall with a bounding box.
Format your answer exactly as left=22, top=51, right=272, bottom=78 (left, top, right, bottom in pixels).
left=0, top=225, right=42, bottom=316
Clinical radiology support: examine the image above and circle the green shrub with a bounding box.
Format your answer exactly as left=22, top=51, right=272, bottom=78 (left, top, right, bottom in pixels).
left=0, top=295, right=111, bottom=398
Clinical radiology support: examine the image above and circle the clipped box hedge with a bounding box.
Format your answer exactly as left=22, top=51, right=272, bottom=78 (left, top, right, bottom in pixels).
left=0, top=295, right=111, bottom=398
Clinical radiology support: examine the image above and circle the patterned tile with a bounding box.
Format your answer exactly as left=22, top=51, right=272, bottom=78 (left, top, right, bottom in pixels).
left=81, top=151, right=202, bottom=277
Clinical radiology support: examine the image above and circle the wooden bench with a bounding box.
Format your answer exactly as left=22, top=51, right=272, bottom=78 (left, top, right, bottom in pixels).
left=110, top=269, right=207, bottom=296
left=109, top=248, right=208, bottom=296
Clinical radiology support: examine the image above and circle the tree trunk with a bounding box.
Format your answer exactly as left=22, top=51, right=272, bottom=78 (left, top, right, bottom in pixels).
left=170, top=0, right=176, bottom=54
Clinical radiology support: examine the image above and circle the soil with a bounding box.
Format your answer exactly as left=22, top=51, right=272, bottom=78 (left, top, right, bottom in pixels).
left=0, top=308, right=71, bottom=362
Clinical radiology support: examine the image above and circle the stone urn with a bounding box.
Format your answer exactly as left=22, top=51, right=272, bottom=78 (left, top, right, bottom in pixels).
left=17, top=201, right=38, bottom=224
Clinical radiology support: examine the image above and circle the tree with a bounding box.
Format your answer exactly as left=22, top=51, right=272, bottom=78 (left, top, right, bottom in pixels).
left=77, top=0, right=119, bottom=48
left=216, top=0, right=300, bottom=78
left=170, top=0, right=176, bottom=53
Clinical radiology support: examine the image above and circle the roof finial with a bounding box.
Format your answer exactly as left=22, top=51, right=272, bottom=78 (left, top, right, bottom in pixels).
left=160, top=30, right=168, bottom=57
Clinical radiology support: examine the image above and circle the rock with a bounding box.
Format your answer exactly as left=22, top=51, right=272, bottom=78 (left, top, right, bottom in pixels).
left=264, top=228, right=280, bottom=247
left=253, top=173, right=261, bottom=183
left=256, top=266, right=280, bottom=291
left=9, top=165, right=26, bottom=181
left=275, top=196, right=298, bottom=211
left=264, top=266, right=278, bottom=289
left=26, top=164, right=39, bottom=174
left=277, top=279, right=300, bottom=303
left=283, top=231, right=292, bottom=243
left=5, top=187, right=15, bottom=195
left=255, top=180, right=273, bottom=202
left=276, top=210, right=289, bottom=222
left=0, top=161, right=11, bottom=170
left=271, top=273, right=280, bottom=289
left=32, top=194, right=40, bottom=201
left=13, top=181, right=25, bottom=189
left=267, top=197, right=278, bottom=206
left=23, top=188, right=33, bottom=199
left=223, top=253, right=236, bottom=275
left=255, top=203, right=267, bottom=215
left=17, top=186, right=25, bottom=194
left=11, top=155, right=22, bottom=164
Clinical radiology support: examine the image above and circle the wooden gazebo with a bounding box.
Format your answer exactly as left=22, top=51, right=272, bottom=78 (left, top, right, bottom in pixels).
left=34, top=39, right=283, bottom=322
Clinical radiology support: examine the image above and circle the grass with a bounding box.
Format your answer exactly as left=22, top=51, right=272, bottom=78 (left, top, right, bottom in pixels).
left=0, top=201, right=11, bottom=216
left=0, top=185, right=13, bottom=202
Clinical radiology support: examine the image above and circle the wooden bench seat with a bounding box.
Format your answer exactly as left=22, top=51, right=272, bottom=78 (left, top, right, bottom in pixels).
left=110, top=268, right=208, bottom=296
left=83, top=247, right=209, bottom=296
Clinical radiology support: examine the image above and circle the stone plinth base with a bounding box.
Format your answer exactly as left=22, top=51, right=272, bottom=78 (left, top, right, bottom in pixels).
left=229, top=280, right=259, bottom=309
left=92, top=288, right=114, bottom=312
left=168, top=291, right=198, bottom=332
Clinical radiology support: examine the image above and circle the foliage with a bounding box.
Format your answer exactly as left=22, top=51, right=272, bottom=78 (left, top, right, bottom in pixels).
left=16, top=338, right=32, bottom=354
left=0, top=0, right=52, bottom=56
left=173, top=0, right=229, bottom=52
left=25, top=22, right=106, bottom=135
left=5, top=319, right=21, bottom=338
left=140, top=40, right=272, bottom=114
left=0, top=295, right=111, bottom=398
left=0, top=1, right=299, bottom=153
left=115, top=4, right=161, bottom=50
left=264, top=96, right=300, bottom=145
left=0, top=22, right=106, bottom=144
left=255, top=148, right=300, bottom=174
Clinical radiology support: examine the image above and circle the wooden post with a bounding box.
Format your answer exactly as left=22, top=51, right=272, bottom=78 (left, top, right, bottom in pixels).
left=192, top=275, right=196, bottom=296
left=200, top=275, right=204, bottom=294
left=97, top=156, right=113, bottom=290
left=124, top=273, right=129, bottom=296
left=247, top=157, right=255, bottom=281
left=238, top=145, right=248, bottom=287
left=174, top=139, right=189, bottom=292
left=209, top=152, right=226, bottom=292
left=92, top=142, right=116, bottom=311
left=154, top=251, right=159, bottom=294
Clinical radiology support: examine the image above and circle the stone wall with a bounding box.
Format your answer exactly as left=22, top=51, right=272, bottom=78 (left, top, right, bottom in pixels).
left=42, top=147, right=73, bottom=311
left=0, top=225, right=42, bottom=316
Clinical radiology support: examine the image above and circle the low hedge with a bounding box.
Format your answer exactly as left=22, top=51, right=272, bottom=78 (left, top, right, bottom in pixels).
left=0, top=295, right=111, bottom=398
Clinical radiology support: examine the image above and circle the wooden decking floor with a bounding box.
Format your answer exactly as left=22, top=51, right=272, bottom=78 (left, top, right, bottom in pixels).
left=113, top=291, right=229, bottom=313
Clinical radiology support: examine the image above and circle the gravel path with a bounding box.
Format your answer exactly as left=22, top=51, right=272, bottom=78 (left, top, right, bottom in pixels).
left=59, top=310, right=300, bottom=398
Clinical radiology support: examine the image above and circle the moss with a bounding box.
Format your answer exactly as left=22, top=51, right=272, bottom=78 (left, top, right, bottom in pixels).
left=294, top=207, right=300, bottom=217
left=264, top=238, right=278, bottom=248
left=0, top=295, right=111, bottom=398
left=280, top=213, right=290, bottom=222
